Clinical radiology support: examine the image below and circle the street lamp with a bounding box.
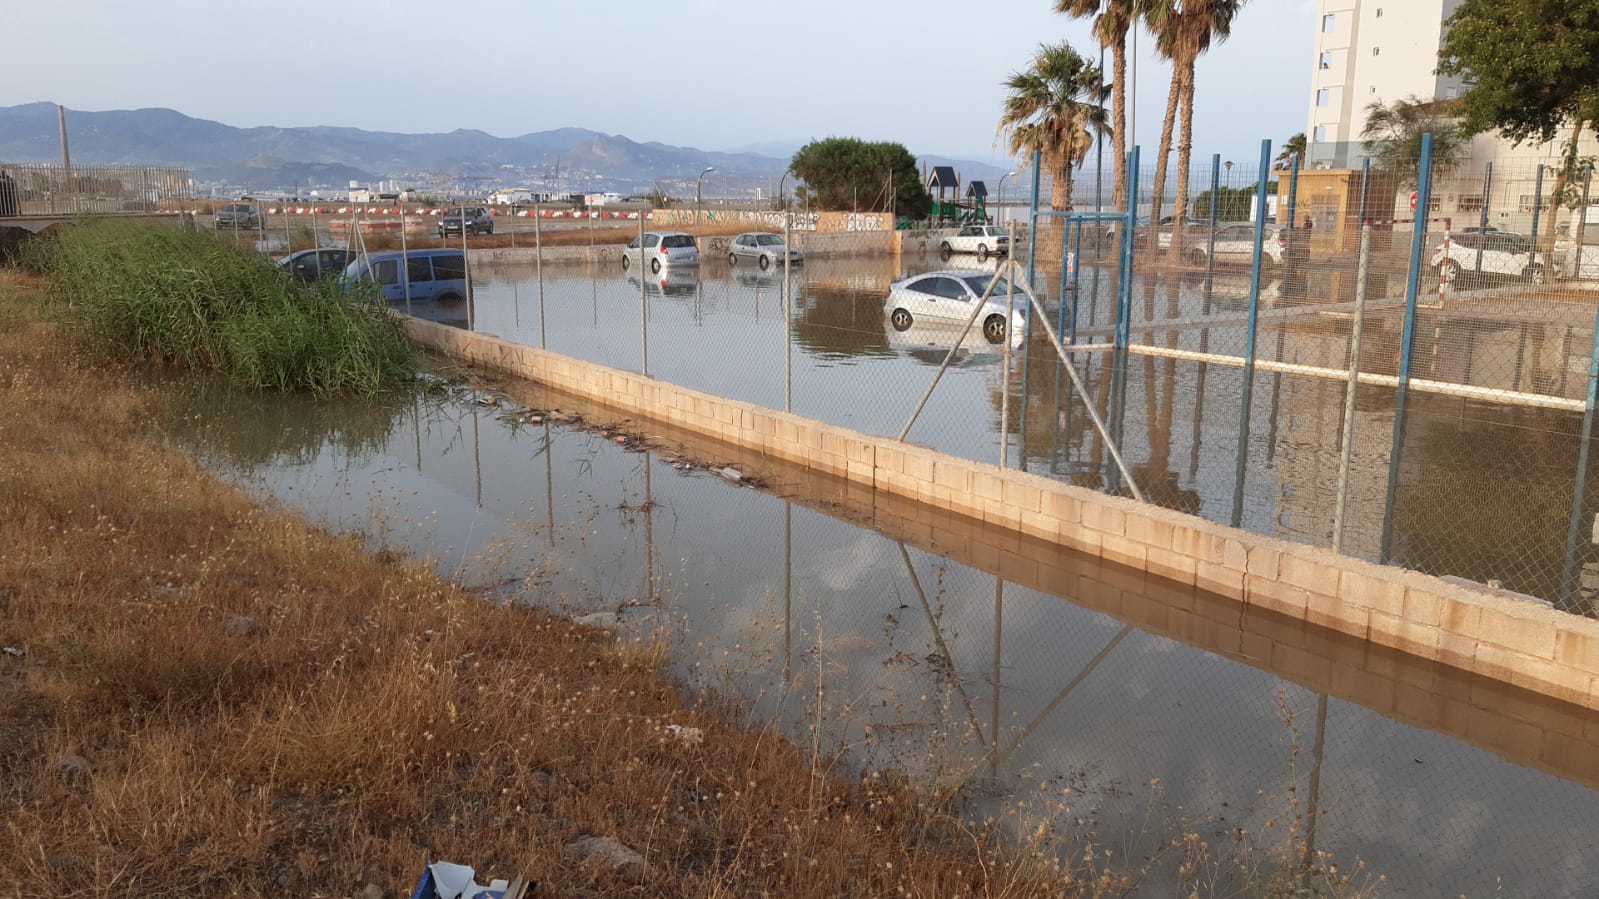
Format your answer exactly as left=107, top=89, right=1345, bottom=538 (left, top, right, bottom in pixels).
left=996, top=169, right=1018, bottom=224
left=777, top=168, right=792, bottom=211
left=696, top=166, right=714, bottom=227
left=1224, top=160, right=1234, bottom=218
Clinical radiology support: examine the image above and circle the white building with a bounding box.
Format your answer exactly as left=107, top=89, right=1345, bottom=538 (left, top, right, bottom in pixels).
left=1308, top=0, right=1599, bottom=234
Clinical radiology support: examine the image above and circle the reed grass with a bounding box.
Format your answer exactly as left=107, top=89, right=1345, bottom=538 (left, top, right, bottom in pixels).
left=27, top=219, right=415, bottom=399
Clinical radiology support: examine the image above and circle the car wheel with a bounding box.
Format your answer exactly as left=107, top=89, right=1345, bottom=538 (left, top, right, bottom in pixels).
left=983, top=314, right=1008, bottom=344
left=485, top=223, right=494, bottom=235
left=890, top=308, right=913, bottom=331
left=1439, top=260, right=1460, bottom=283
left=977, top=244, right=990, bottom=261
left=758, top=254, right=771, bottom=270
left=1527, top=264, right=1546, bottom=285
left=621, top=254, right=631, bottom=271
left=650, top=258, right=662, bottom=274
left=437, top=291, right=464, bottom=304
left=728, top=252, right=738, bottom=265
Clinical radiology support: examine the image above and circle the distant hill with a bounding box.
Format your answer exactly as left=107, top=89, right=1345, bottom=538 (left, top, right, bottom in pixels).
left=0, top=102, right=1022, bottom=196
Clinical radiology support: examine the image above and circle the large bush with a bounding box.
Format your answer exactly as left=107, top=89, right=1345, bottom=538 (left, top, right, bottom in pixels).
left=29, top=220, right=415, bottom=399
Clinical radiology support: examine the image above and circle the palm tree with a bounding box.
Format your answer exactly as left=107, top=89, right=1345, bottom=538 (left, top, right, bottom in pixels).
left=998, top=42, right=1109, bottom=212
left=1148, top=0, right=1242, bottom=260
left=1055, top=0, right=1147, bottom=211
left=1276, top=133, right=1307, bottom=170
left=1362, top=96, right=1467, bottom=186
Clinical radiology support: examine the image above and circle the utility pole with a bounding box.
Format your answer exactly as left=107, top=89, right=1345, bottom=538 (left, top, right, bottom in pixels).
left=58, top=104, right=74, bottom=214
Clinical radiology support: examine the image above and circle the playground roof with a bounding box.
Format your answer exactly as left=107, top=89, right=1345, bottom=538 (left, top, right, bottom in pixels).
left=926, top=166, right=959, bottom=190
left=966, top=181, right=988, bottom=199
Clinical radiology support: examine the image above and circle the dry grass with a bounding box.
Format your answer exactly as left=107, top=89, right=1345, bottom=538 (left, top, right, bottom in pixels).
left=0, top=269, right=1089, bottom=896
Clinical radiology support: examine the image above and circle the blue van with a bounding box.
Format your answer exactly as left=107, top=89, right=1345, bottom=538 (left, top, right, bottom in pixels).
left=342, top=249, right=471, bottom=304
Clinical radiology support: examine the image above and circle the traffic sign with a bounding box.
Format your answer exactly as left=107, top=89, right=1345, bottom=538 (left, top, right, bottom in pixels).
left=1409, top=191, right=1418, bottom=211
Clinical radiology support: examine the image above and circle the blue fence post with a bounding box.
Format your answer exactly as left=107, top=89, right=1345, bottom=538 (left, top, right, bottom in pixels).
left=1380, top=133, right=1436, bottom=564
left=1207, top=153, right=1221, bottom=289
left=1358, top=157, right=1372, bottom=227
left=1071, top=219, right=1084, bottom=340
left=1530, top=163, right=1547, bottom=250
left=1286, top=152, right=1301, bottom=228
left=1474, top=162, right=1494, bottom=273
left=1229, top=139, right=1274, bottom=528
left=1108, top=147, right=1141, bottom=495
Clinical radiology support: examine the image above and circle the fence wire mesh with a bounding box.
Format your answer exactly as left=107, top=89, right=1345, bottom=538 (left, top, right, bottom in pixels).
left=0, top=161, right=190, bottom=214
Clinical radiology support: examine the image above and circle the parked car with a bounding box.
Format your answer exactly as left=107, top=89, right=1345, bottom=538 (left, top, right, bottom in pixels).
left=437, top=206, right=494, bottom=238
left=883, top=269, right=1029, bottom=344
left=1167, top=222, right=1285, bottom=267
left=621, top=231, right=699, bottom=272
left=728, top=232, right=803, bottom=269
left=278, top=247, right=356, bottom=281
left=342, top=249, right=471, bottom=304
left=1433, top=230, right=1546, bottom=285
left=940, top=224, right=1010, bottom=260
left=214, top=203, right=264, bottom=230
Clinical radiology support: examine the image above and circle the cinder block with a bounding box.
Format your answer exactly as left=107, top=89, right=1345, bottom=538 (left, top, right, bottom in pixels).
left=1402, top=589, right=1446, bottom=627
left=1305, top=595, right=1369, bottom=638
left=1196, top=561, right=1246, bottom=598
left=1442, top=598, right=1483, bottom=634
left=1338, top=569, right=1408, bottom=618
left=1222, top=538, right=1250, bottom=572
left=933, top=463, right=972, bottom=492
left=973, top=472, right=1005, bottom=503
left=1080, top=502, right=1127, bottom=537
left=1369, top=609, right=1441, bottom=658
left=1144, top=547, right=1198, bottom=587
left=1001, top=478, right=1042, bottom=514
left=1245, top=574, right=1310, bottom=617
left=1477, top=606, right=1557, bottom=661
left=1125, top=514, right=1175, bottom=554
left=1556, top=629, right=1599, bottom=676
left=1042, top=491, right=1081, bottom=527
left=1437, top=632, right=1479, bottom=671
left=1100, top=534, right=1148, bottom=569
left=1245, top=546, right=1282, bottom=580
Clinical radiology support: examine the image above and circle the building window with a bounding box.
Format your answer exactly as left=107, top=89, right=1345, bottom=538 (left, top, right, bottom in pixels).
left=1319, top=51, right=1333, bottom=70
left=1458, top=195, right=1484, bottom=213
left=1314, top=125, right=1328, bottom=143
left=1376, top=8, right=1383, bottom=16
left=1370, top=85, right=1377, bottom=94
left=1373, top=47, right=1381, bottom=56
left=1322, top=13, right=1336, bottom=32
left=1519, top=194, right=1556, bottom=214
left=1317, top=89, right=1331, bottom=107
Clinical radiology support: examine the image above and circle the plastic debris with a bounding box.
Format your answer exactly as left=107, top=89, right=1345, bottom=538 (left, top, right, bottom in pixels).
left=665, top=724, right=703, bottom=745
left=717, top=467, right=743, bottom=482
left=2, top=646, right=23, bottom=657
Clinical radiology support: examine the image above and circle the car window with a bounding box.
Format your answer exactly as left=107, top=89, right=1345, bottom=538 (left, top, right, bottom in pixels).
left=962, top=275, right=1013, bottom=297
left=662, top=235, right=696, bottom=249
left=407, top=256, right=434, bottom=283
left=643, top=235, right=659, bottom=248
left=373, top=260, right=401, bottom=286
left=321, top=250, right=348, bottom=270
left=757, top=235, right=782, bottom=246
left=432, top=254, right=466, bottom=280
left=627, top=238, right=639, bottom=250
left=925, top=277, right=970, bottom=300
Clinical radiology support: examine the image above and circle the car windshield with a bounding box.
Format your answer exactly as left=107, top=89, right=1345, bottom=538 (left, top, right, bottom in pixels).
left=662, top=235, right=696, bottom=249
left=962, top=275, right=1015, bottom=296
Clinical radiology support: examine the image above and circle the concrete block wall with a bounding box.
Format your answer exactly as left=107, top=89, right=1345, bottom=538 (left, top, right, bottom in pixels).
left=406, top=318, right=1599, bottom=714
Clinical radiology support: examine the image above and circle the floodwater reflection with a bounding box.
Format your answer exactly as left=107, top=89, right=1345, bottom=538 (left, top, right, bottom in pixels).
left=173, top=382, right=1599, bottom=897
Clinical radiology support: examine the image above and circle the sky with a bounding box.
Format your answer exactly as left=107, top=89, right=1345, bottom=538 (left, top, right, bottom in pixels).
left=5, top=0, right=1317, bottom=166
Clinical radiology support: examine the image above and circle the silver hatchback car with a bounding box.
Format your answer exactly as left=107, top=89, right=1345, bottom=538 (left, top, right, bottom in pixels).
left=622, top=231, right=700, bottom=272
left=728, top=232, right=803, bottom=269
left=884, top=269, right=1028, bottom=344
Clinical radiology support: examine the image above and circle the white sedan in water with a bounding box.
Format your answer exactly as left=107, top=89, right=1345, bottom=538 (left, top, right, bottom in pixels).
left=728, top=232, right=804, bottom=269
left=884, top=269, right=1028, bottom=343
left=940, top=224, right=1011, bottom=259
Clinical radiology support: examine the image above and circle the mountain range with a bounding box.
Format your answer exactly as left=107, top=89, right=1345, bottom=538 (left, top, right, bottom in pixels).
left=0, top=102, right=1012, bottom=194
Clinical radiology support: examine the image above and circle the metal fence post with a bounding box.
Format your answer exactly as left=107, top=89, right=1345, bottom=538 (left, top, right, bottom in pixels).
left=639, top=215, right=649, bottom=376
left=1559, top=298, right=1599, bottom=612
left=1333, top=223, right=1373, bottom=552
left=1381, top=133, right=1436, bottom=563
left=535, top=203, right=547, bottom=348
left=1207, top=153, right=1220, bottom=287
left=1230, top=139, right=1274, bottom=528
left=1476, top=162, right=1494, bottom=274
left=1286, top=152, right=1301, bottom=229
left=1531, top=163, right=1547, bottom=250
left=1109, top=147, right=1140, bottom=495
left=784, top=212, right=793, bottom=413
left=1018, top=153, right=1044, bottom=471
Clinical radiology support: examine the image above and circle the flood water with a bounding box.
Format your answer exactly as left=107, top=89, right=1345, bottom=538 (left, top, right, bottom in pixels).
left=446, top=250, right=1599, bottom=607
left=175, top=379, right=1599, bottom=898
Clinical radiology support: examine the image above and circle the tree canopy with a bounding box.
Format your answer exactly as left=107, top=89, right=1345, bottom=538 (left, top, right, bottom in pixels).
left=1437, top=0, right=1599, bottom=145
left=997, top=41, right=1107, bottom=211
left=788, top=138, right=929, bottom=219
left=1361, top=96, right=1468, bottom=186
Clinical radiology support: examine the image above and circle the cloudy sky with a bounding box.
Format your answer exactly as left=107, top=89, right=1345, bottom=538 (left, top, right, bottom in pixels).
left=5, top=0, right=1316, bottom=164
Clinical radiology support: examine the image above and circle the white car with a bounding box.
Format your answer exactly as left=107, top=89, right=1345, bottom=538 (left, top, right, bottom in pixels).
left=728, top=232, right=803, bottom=269
left=884, top=269, right=1028, bottom=344
left=1433, top=230, right=1546, bottom=285
left=621, top=231, right=700, bottom=272
left=1165, top=222, right=1285, bottom=267
left=940, top=224, right=1010, bottom=260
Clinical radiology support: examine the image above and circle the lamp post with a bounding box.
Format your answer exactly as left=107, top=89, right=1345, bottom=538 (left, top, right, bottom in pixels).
left=696, top=166, right=714, bottom=228
left=996, top=169, right=1018, bottom=224
left=777, top=168, right=792, bottom=211
left=1224, top=160, right=1234, bottom=218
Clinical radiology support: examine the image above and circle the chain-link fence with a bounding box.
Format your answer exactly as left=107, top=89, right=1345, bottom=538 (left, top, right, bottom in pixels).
left=188, top=141, right=1599, bottom=616
left=0, top=162, right=191, bottom=215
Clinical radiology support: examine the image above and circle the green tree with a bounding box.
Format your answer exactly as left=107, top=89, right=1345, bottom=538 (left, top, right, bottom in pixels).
left=1439, top=0, right=1599, bottom=249
left=1276, top=133, right=1307, bottom=170
left=997, top=41, right=1108, bottom=211
left=789, top=138, right=929, bottom=219
left=1146, top=0, right=1243, bottom=259
left=1055, top=0, right=1149, bottom=211
left=1361, top=96, right=1468, bottom=187
left=1189, top=185, right=1256, bottom=221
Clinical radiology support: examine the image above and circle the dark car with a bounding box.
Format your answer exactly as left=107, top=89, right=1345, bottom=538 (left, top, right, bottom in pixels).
left=215, top=203, right=264, bottom=230
left=278, top=247, right=356, bottom=281
left=438, top=206, right=494, bottom=238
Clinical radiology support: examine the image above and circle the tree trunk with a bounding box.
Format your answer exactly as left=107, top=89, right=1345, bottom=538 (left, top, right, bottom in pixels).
left=1542, top=120, right=1586, bottom=260
left=1146, top=67, right=1182, bottom=248
left=1052, top=154, right=1074, bottom=212
left=1169, top=55, right=1198, bottom=264
left=1110, top=38, right=1129, bottom=212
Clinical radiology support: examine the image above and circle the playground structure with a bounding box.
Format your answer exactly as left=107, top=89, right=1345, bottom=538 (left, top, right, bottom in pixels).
left=922, top=165, right=990, bottom=227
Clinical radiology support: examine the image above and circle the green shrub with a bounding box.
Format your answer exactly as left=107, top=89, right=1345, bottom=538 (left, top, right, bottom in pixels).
left=30, top=220, right=415, bottom=400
